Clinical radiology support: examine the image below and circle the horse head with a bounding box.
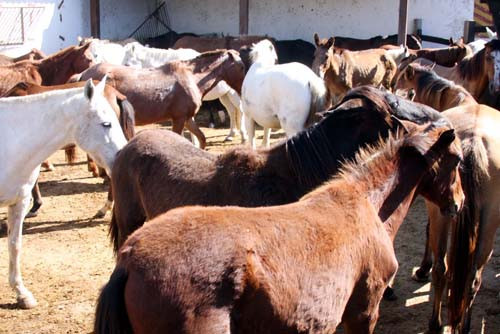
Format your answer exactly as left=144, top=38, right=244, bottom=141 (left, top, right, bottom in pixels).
left=220, top=50, right=246, bottom=94
left=484, top=39, right=500, bottom=94
left=312, top=33, right=335, bottom=79
left=76, top=77, right=127, bottom=176
left=249, top=39, right=277, bottom=67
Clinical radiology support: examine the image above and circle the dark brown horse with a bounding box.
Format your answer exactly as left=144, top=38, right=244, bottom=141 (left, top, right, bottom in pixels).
left=78, top=49, right=245, bottom=149
left=108, top=86, right=462, bottom=254
left=95, top=119, right=462, bottom=334
left=0, top=48, right=46, bottom=65
left=173, top=35, right=272, bottom=52
left=332, top=33, right=422, bottom=50
left=394, top=66, right=500, bottom=333
left=0, top=42, right=94, bottom=95
left=3, top=81, right=135, bottom=218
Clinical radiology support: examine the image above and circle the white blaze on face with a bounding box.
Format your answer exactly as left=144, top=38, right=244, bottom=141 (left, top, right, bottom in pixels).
left=491, top=50, right=500, bottom=92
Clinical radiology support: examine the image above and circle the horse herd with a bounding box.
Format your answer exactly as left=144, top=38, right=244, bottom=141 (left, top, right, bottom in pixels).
left=0, top=29, right=499, bottom=334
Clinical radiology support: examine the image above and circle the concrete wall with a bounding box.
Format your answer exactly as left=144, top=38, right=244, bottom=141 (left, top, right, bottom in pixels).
left=100, top=0, right=157, bottom=40
left=168, top=0, right=474, bottom=47
left=0, top=0, right=90, bottom=56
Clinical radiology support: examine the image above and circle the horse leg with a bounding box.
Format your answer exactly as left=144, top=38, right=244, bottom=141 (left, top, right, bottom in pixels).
left=343, top=299, right=380, bottom=334
left=219, top=93, right=237, bottom=142
left=7, top=196, right=37, bottom=309
left=185, top=308, right=231, bottom=334
left=95, top=186, right=113, bottom=219
left=226, top=89, right=247, bottom=143
left=26, top=180, right=43, bottom=218
left=244, top=116, right=257, bottom=149
left=426, top=202, right=450, bottom=334
left=261, top=127, right=272, bottom=148
left=460, top=206, right=498, bottom=333
left=87, top=154, right=99, bottom=177
left=413, top=218, right=433, bottom=282
left=185, top=117, right=206, bottom=149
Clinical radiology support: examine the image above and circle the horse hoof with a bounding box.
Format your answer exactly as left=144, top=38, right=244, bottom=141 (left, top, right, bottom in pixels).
left=17, top=294, right=37, bottom=309
left=427, top=322, right=444, bottom=334
left=25, top=210, right=39, bottom=218
left=94, top=210, right=106, bottom=219
left=42, top=165, right=55, bottom=172
left=224, top=136, right=234, bottom=142
left=383, top=287, right=398, bottom=301
left=412, top=268, right=430, bottom=282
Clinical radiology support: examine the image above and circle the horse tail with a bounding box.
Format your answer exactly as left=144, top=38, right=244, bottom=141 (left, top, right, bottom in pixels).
left=64, top=145, right=77, bottom=164
left=117, top=98, right=136, bottom=140
left=448, top=136, right=489, bottom=331
left=94, top=266, right=133, bottom=334
left=306, top=77, right=331, bottom=126
left=109, top=208, right=121, bottom=255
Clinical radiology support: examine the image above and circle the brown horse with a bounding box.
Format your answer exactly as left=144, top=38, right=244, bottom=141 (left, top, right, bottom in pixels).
left=395, top=65, right=500, bottom=333
left=406, top=39, right=500, bottom=100
left=108, top=86, right=461, bottom=254
left=173, top=35, right=271, bottom=52
left=395, top=63, right=477, bottom=109
left=78, top=49, right=245, bottom=149
left=404, top=44, right=472, bottom=67
left=0, top=48, right=46, bottom=65
left=3, top=81, right=135, bottom=218
left=95, top=120, right=462, bottom=334
left=332, top=33, right=422, bottom=50
left=0, top=43, right=94, bottom=95
left=312, top=34, right=397, bottom=102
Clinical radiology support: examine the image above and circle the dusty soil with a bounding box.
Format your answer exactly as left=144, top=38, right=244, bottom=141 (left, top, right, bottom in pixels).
left=0, top=124, right=498, bottom=334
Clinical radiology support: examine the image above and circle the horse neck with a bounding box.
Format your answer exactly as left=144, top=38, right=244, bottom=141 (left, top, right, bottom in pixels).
left=189, top=55, right=231, bottom=95
left=1, top=90, right=86, bottom=173
left=37, top=49, right=80, bottom=85
left=339, top=141, right=427, bottom=241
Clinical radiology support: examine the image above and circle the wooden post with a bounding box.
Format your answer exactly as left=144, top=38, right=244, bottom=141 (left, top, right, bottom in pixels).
left=239, top=0, right=249, bottom=35
left=90, top=0, right=100, bottom=38
left=398, top=0, right=409, bottom=46
left=464, top=20, right=475, bottom=43
left=414, top=18, right=422, bottom=37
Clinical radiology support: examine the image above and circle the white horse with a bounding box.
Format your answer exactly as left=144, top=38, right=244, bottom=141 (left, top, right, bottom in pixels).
left=78, top=37, right=126, bottom=65
left=122, top=42, right=247, bottom=143
left=0, top=78, right=127, bottom=309
left=468, top=26, right=497, bottom=55
left=241, top=39, right=331, bottom=149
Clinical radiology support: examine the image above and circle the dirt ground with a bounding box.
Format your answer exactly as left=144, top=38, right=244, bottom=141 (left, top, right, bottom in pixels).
left=0, top=124, right=498, bottom=334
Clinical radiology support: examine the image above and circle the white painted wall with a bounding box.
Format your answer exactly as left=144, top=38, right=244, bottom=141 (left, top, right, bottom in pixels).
left=167, top=0, right=239, bottom=36
left=168, top=0, right=473, bottom=47
left=0, top=1, right=90, bottom=56
left=100, top=0, right=157, bottom=40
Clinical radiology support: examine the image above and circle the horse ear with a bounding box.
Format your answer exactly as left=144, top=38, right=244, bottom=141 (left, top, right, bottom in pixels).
left=77, top=36, right=83, bottom=43
left=84, top=79, right=95, bottom=101
left=314, top=33, right=320, bottom=47
left=390, top=115, right=409, bottom=133
left=327, top=37, right=335, bottom=48
left=96, top=74, right=108, bottom=94
left=449, top=37, right=454, bottom=46
left=406, top=64, right=415, bottom=80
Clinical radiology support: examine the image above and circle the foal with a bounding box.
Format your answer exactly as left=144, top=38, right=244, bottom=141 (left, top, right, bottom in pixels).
left=95, top=123, right=463, bottom=334
left=312, top=34, right=397, bottom=102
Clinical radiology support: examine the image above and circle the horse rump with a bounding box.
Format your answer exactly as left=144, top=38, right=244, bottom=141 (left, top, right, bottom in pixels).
left=94, top=266, right=132, bottom=334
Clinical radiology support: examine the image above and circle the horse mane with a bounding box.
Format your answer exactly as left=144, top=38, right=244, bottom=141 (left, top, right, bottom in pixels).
left=285, top=87, right=395, bottom=192
left=249, top=40, right=277, bottom=66
left=412, top=64, right=473, bottom=108
left=37, top=42, right=90, bottom=66
left=456, top=47, right=485, bottom=81
left=1, top=81, right=30, bottom=97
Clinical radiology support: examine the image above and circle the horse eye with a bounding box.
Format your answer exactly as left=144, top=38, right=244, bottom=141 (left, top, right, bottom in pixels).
left=102, top=122, right=112, bottom=128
